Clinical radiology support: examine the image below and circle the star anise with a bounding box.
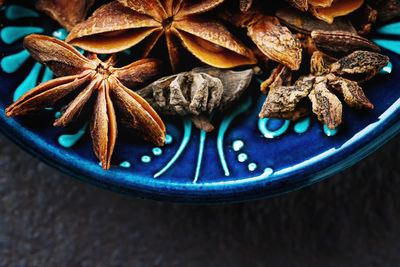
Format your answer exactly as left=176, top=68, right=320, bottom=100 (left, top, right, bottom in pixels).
left=66, top=0, right=257, bottom=72
left=36, top=0, right=95, bottom=31
left=5, top=34, right=166, bottom=170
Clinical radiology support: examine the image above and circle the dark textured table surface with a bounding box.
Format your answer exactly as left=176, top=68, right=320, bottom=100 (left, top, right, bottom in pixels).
left=1, top=132, right=400, bottom=267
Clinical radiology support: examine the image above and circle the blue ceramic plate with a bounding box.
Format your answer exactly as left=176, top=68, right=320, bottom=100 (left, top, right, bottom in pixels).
left=1, top=5, right=400, bottom=203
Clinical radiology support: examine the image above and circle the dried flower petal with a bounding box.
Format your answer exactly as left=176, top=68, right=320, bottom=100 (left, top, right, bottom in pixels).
left=327, top=74, right=373, bottom=109
left=308, top=76, right=342, bottom=129
left=36, top=0, right=95, bottom=31
left=311, top=30, right=380, bottom=57
left=330, top=50, right=389, bottom=83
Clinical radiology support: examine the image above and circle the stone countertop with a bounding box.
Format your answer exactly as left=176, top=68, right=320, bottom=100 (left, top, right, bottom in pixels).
left=0, top=133, right=399, bottom=267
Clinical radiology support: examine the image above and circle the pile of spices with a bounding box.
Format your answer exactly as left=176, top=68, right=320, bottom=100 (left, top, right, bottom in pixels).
left=3, top=0, right=398, bottom=169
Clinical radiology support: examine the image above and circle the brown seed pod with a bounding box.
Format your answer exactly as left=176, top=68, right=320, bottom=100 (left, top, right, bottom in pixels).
left=276, top=6, right=357, bottom=34
left=330, top=50, right=389, bottom=83
left=327, top=74, right=373, bottom=109
left=310, top=51, right=337, bottom=76
left=367, top=0, right=400, bottom=23
left=259, top=76, right=314, bottom=119
left=310, top=0, right=365, bottom=24
left=260, top=64, right=292, bottom=94
left=308, top=76, right=342, bottom=130
left=285, top=0, right=309, bottom=12
left=219, top=9, right=302, bottom=70
left=311, top=30, right=380, bottom=57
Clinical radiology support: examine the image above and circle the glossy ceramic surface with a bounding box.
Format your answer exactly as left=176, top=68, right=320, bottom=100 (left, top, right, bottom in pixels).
left=1, top=5, right=400, bottom=203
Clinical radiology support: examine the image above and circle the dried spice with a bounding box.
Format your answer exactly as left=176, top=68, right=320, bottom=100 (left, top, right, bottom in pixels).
left=285, top=0, right=309, bottom=12
left=137, top=67, right=254, bottom=131
left=276, top=6, right=357, bottom=35
left=351, top=3, right=377, bottom=35
left=309, top=0, right=365, bottom=24
left=296, top=33, right=317, bottom=56
left=66, top=0, right=256, bottom=72
left=308, top=76, right=342, bottom=130
left=240, top=0, right=253, bottom=12
left=311, top=30, right=380, bottom=58
left=310, top=51, right=336, bottom=76
left=5, top=34, right=166, bottom=170
left=36, top=0, right=95, bottom=31
left=367, top=0, right=400, bottom=23
left=330, top=50, right=389, bottom=83
left=220, top=9, right=302, bottom=70
left=327, top=74, right=373, bottom=109
left=259, top=75, right=314, bottom=119
left=260, top=64, right=292, bottom=94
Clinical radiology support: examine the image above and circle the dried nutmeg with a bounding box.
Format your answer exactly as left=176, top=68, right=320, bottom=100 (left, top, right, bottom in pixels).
left=308, top=76, right=342, bottom=130
left=330, top=50, right=389, bottom=83
left=311, top=30, right=380, bottom=58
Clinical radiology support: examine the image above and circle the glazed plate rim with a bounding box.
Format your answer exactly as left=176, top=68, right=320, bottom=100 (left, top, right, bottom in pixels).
left=1, top=97, right=399, bottom=204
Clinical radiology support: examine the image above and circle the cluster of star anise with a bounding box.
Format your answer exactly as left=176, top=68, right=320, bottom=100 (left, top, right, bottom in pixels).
left=4, top=0, right=398, bottom=169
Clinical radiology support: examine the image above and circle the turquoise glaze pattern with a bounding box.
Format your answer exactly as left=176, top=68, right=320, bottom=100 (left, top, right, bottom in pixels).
left=1, top=4, right=400, bottom=202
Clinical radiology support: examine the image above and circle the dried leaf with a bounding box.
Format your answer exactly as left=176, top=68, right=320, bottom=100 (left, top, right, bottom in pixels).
left=330, top=50, right=389, bottom=83
left=308, top=76, right=342, bottom=129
